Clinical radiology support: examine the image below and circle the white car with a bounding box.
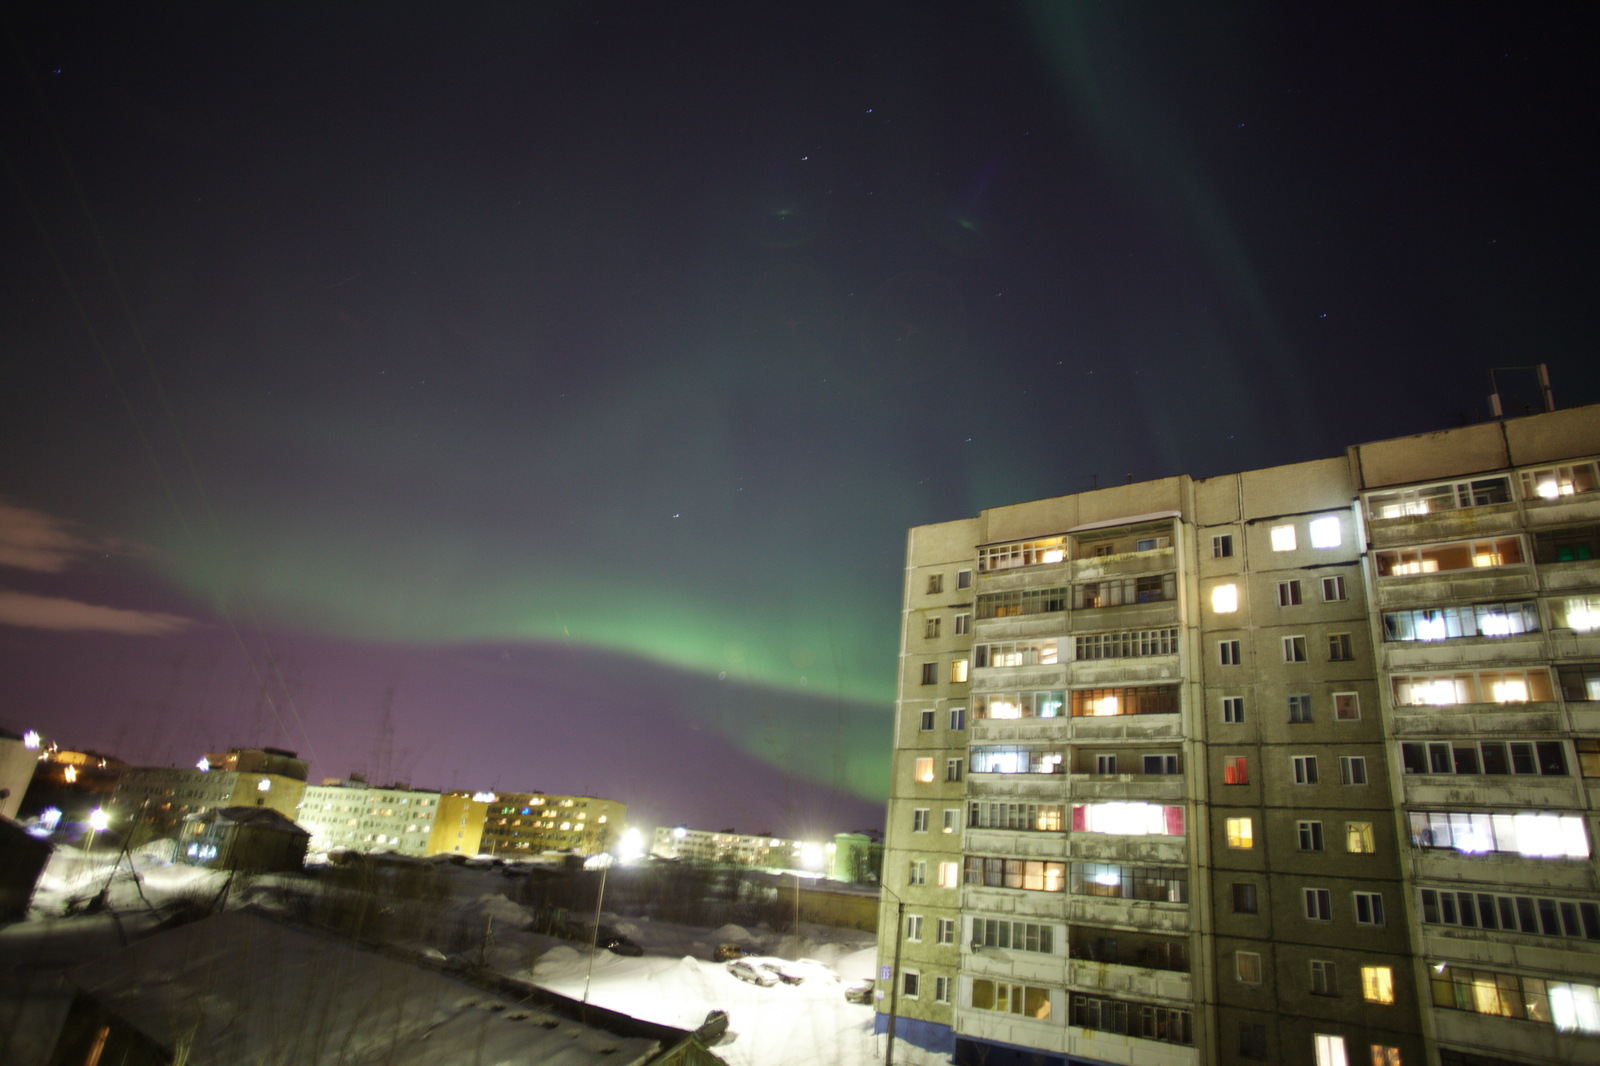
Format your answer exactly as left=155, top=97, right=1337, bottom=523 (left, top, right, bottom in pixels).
left=727, top=959, right=779, bottom=987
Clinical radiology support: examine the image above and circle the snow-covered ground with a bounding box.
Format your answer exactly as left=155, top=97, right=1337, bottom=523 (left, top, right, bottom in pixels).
left=4, top=847, right=949, bottom=1066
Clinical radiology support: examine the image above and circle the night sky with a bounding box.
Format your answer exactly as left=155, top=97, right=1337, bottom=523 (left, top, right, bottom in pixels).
left=2, top=3, right=1594, bottom=838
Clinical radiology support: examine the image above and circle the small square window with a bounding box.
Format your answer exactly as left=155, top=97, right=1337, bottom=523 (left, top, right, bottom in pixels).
left=1293, top=756, right=1319, bottom=784
left=1371, top=1045, right=1401, bottom=1066
left=919, top=710, right=935, bottom=731
left=934, top=975, right=952, bottom=1003
left=1314, top=1035, right=1347, bottom=1066
left=908, top=861, right=926, bottom=886
left=1212, top=583, right=1239, bottom=612
left=914, top=758, right=934, bottom=783
left=920, top=663, right=937, bottom=685
left=1239, top=1023, right=1268, bottom=1060
left=1333, top=692, right=1360, bottom=720
left=1271, top=524, right=1297, bottom=551
left=942, top=808, right=960, bottom=834
left=1220, top=640, right=1242, bottom=666
left=927, top=574, right=943, bottom=595
left=1346, top=821, right=1375, bottom=853
left=1328, top=633, right=1354, bottom=661
left=1095, top=754, right=1118, bottom=774
left=1236, top=951, right=1263, bottom=983
left=1354, top=891, right=1384, bottom=925
left=949, top=707, right=966, bottom=731
left=1284, top=636, right=1307, bottom=662
left=924, top=617, right=941, bottom=639
left=945, top=758, right=963, bottom=782
left=1362, top=966, right=1394, bottom=1004
left=902, top=971, right=920, bottom=998
left=1222, top=696, right=1245, bottom=723
left=954, top=613, right=971, bottom=635
left=956, top=569, right=972, bottom=590
left=1304, top=888, right=1333, bottom=921
left=905, top=914, right=923, bottom=941
left=1321, top=575, right=1347, bottom=601
left=1297, top=820, right=1325, bottom=851
left=1310, top=515, right=1342, bottom=548
left=1226, top=817, right=1254, bottom=848
left=1310, top=958, right=1337, bottom=994
left=1232, top=882, right=1259, bottom=913
left=937, top=918, right=956, bottom=945
left=1340, top=756, right=1368, bottom=785
left=937, top=861, right=960, bottom=888
left=1213, top=533, right=1235, bottom=558
left=1224, top=756, right=1249, bottom=784
left=1278, top=580, right=1303, bottom=606
left=1288, top=694, right=1313, bottom=723
left=950, top=659, right=969, bottom=683
left=912, top=808, right=930, bottom=833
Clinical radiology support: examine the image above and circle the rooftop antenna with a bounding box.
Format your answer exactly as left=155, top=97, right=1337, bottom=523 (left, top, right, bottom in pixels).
left=1487, top=364, right=1554, bottom=419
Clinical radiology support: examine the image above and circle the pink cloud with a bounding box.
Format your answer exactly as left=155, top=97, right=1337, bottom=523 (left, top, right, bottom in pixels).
left=0, top=590, right=192, bottom=635
left=0, top=500, right=128, bottom=573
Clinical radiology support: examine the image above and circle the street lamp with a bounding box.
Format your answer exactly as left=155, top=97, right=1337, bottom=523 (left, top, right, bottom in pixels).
left=81, top=807, right=109, bottom=882
left=878, top=880, right=907, bottom=1066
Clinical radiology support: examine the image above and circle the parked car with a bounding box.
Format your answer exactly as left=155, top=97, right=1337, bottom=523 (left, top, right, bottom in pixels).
left=601, top=934, right=644, bottom=956
left=713, top=943, right=747, bottom=962
left=726, top=959, right=779, bottom=987
left=844, top=978, right=874, bottom=1004
left=696, top=1010, right=730, bottom=1044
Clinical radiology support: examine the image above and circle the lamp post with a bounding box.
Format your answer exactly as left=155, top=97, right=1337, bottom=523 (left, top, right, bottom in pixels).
left=81, top=807, right=108, bottom=883
left=879, top=881, right=906, bottom=1066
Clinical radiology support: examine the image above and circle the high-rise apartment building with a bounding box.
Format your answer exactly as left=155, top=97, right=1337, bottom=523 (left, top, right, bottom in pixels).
left=876, top=404, right=1600, bottom=1066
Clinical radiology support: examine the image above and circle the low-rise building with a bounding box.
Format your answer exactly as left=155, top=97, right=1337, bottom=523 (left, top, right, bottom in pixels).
left=482, top=793, right=625, bottom=857
left=650, top=826, right=806, bottom=870
left=113, top=747, right=308, bottom=838
left=296, top=778, right=490, bottom=858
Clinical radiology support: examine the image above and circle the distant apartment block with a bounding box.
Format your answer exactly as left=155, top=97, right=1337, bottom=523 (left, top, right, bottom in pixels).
left=650, top=826, right=807, bottom=870
left=481, top=792, right=625, bottom=857
left=113, top=747, right=309, bottom=837
left=296, top=778, right=489, bottom=858
left=876, top=404, right=1600, bottom=1066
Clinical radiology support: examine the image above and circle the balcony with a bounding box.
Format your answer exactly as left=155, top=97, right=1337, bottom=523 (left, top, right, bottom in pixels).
left=1068, top=835, right=1187, bottom=866
left=1365, top=501, right=1522, bottom=548
left=1070, top=545, right=1176, bottom=580
left=1401, top=777, right=1584, bottom=809
left=1380, top=634, right=1547, bottom=671
left=1389, top=704, right=1563, bottom=736
left=1066, top=894, right=1190, bottom=933
left=1065, top=959, right=1193, bottom=1003
left=964, top=828, right=1069, bottom=859
left=971, top=664, right=1068, bottom=691
left=1374, top=569, right=1539, bottom=609
left=1066, top=774, right=1186, bottom=803
left=1411, top=850, right=1597, bottom=894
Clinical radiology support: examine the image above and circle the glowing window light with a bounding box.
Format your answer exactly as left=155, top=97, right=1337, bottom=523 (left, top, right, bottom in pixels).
left=1472, top=550, right=1500, bottom=567
left=64, top=765, right=77, bottom=783
left=1549, top=984, right=1600, bottom=1034
left=1270, top=525, right=1296, bottom=551
left=1413, top=613, right=1447, bottom=640
left=1491, top=679, right=1529, bottom=703
left=1535, top=479, right=1563, bottom=499
left=257, top=777, right=271, bottom=792
left=990, top=699, right=1022, bottom=720
left=196, top=756, right=210, bottom=772
left=23, top=730, right=40, bottom=750
left=1211, top=584, right=1238, bottom=613
left=1091, top=695, right=1120, bottom=717
left=1478, top=611, right=1515, bottom=637
left=1041, top=546, right=1065, bottom=564
left=1309, top=515, right=1341, bottom=548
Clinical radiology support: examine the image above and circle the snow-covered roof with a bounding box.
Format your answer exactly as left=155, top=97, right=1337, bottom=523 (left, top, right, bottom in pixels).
left=66, top=911, right=674, bottom=1066
left=182, top=806, right=309, bottom=834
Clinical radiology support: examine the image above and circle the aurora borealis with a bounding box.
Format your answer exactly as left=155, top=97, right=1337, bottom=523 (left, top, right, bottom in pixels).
left=1, top=3, right=1594, bottom=835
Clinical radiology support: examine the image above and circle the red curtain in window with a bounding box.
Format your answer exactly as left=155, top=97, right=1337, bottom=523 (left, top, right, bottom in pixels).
left=1072, top=805, right=1088, bottom=832
left=1165, top=806, right=1185, bottom=836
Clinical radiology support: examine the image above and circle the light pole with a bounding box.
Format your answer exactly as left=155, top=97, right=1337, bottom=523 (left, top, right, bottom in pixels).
left=879, top=881, right=906, bottom=1066
left=81, top=807, right=109, bottom=883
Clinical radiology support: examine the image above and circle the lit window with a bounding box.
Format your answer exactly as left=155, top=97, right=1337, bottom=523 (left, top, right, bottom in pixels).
left=1362, top=966, right=1395, bottom=1004
left=1334, top=692, right=1360, bottom=720
left=950, top=659, right=969, bottom=683
left=1224, top=757, right=1248, bottom=784
left=1236, top=951, right=1263, bottom=984
left=1346, top=822, right=1375, bottom=853
left=1226, top=817, right=1254, bottom=848
left=1310, top=515, right=1342, bottom=548
left=1072, top=802, right=1184, bottom=836
left=914, top=758, right=934, bottom=783
left=938, top=861, right=959, bottom=887
left=1212, top=584, right=1239, bottom=613
left=1371, top=1046, right=1402, bottom=1066
left=1271, top=524, right=1297, bottom=551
